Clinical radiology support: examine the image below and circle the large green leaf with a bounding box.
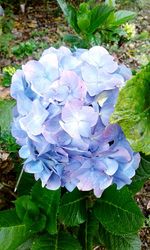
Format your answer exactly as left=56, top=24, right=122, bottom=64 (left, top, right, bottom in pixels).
left=0, top=209, right=28, bottom=250
left=0, top=99, right=15, bottom=134
left=94, top=185, right=144, bottom=235
left=31, top=232, right=82, bottom=250
left=77, top=3, right=91, bottom=31
left=113, top=10, right=136, bottom=26
left=31, top=182, right=60, bottom=234
left=129, top=154, right=150, bottom=194
left=111, top=63, right=150, bottom=155
left=99, top=223, right=141, bottom=250
left=59, top=189, right=87, bottom=226
left=0, top=225, right=27, bottom=250
left=87, top=4, right=114, bottom=33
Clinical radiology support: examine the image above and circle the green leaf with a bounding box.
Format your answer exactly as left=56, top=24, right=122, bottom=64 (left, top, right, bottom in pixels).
left=94, top=185, right=144, bottom=235
left=110, top=63, right=150, bottom=155
left=31, top=182, right=60, bottom=234
left=0, top=209, right=28, bottom=250
left=77, top=3, right=91, bottom=31
left=14, top=195, right=46, bottom=233
left=129, top=154, right=150, bottom=194
left=56, top=0, right=80, bottom=33
left=0, top=209, right=20, bottom=227
left=86, top=214, right=99, bottom=250
left=0, top=225, right=27, bottom=250
left=63, top=34, right=88, bottom=48
left=0, top=99, right=15, bottom=134
left=87, top=4, right=114, bottom=34
left=31, top=232, right=82, bottom=250
left=15, top=196, right=39, bottom=221
left=78, top=213, right=99, bottom=250
left=59, top=189, right=87, bottom=226
left=99, top=223, right=141, bottom=250
left=113, top=10, right=136, bottom=26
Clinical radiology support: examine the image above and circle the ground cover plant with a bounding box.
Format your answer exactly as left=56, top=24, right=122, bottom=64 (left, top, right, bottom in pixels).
left=0, top=0, right=150, bottom=249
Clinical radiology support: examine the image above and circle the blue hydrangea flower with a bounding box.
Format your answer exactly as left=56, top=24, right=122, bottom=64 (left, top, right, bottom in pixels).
left=11, top=46, right=140, bottom=197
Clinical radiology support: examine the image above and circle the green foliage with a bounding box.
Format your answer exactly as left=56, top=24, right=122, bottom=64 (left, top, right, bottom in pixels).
left=57, top=0, right=136, bottom=47
left=1, top=65, right=18, bottom=87
left=94, top=185, right=144, bottom=236
left=0, top=99, right=19, bottom=153
left=0, top=71, right=11, bottom=87
left=59, top=189, right=87, bottom=226
left=78, top=213, right=99, bottom=250
left=0, top=209, right=28, bottom=250
left=31, top=233, right=82, bottom=250
left=0, top=177, right=146, bottom=250
left=11, top=39, right=49, bottom=58
left=99, top=223, right=141, bottom=250
left=111, top=63, right=150, bottom=155
left=0, top=99, right=15, bottom=133
left=0, top=131, right=19, bottom=152
left=12, top=40, right=37, bottom=58
left=0, top=7, right=14, bottom=57
left=31, top=182, right=60, bottom=234
left=14, top=195, right=47, bottom=234
left=0, top=33, right=13, bottom=56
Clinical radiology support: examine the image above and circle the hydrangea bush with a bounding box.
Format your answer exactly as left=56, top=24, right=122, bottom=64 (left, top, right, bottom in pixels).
left=0, top=45, right=148, bottom=250
left=11, top=46, right=140, bottom=197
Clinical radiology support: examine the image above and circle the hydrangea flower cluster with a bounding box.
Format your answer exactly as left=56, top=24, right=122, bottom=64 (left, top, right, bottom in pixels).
left=11, top=46, right=140, bottom=197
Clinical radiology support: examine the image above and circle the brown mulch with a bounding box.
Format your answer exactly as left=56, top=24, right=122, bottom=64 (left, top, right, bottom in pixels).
left=0, top=0, right=70, bottom=70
